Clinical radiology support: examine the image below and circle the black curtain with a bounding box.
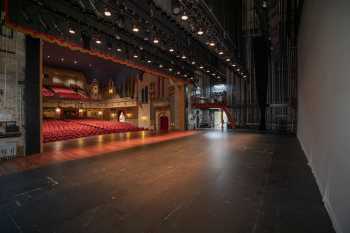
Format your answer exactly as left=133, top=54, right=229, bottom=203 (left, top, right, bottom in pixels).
left=253, top=36, right=269, bottom=130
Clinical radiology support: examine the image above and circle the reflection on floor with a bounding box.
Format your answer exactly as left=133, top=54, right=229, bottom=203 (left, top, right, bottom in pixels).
left=0, top=131, right=334, bottom=233
left=0, top=131, right=197, bottom=177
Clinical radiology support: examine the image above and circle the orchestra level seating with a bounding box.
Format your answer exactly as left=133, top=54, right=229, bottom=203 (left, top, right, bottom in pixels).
left=43, top=119, right=144, bottom=143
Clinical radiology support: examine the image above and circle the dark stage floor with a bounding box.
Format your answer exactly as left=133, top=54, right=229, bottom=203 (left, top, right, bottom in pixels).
left=0, top=131, right=335, bottom=233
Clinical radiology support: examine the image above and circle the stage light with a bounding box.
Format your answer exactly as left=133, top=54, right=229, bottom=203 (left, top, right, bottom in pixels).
left=104, top=10, right=112, bottom=17
left=169, top=48, right=175, bottom=52
left=226, top=58, right=231, bottom=62
left=117, top=48, right=122, bottom=52
left=181, top=55, right=187, bottom=59
left=153, top=38, right=159, bottom=44
left=197, top=29, right=204, bottom=35
left=132, top=25, right=140, bottom=32
left=232, top=64, right=236, bottom=67
left=209, top=42, right=215, bottom=47
left=199, top=66, right=204, bottom=69
left=147, top=60, right=152, bottom=63
left=96, top=40, right=102, bottom=44
left=133, top=54, right=139, bottom=59
left=262, top=1, right=267, bottom=8
left=206, top=70, right=210, bottom=73
left=218, top=51, right=224, bottom=55
left=191, top=61, right=196, bottom=65
left=69, top=29, right=76, bottom=34
left=181, top=13, right=189, bottom=21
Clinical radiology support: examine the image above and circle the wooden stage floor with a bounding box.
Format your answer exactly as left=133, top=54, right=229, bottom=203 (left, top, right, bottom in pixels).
left=0, top=131, right=197, bottom=177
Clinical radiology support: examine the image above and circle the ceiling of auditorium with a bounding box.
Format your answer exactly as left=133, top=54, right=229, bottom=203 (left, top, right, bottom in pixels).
left=43, top=42, right=140, bottom=84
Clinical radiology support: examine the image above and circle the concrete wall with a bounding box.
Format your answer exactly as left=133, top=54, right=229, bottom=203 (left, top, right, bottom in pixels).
left=0, top=27, right=26, bottom=157
left=297, top=1, right=350, bottom=233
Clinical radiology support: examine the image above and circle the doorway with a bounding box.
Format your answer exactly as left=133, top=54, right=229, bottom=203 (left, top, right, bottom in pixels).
left=160, top=116, right=169, bottom=131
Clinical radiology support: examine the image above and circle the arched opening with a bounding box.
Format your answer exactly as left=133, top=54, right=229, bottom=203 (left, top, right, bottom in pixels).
left=159, top=115, right=169, bottom=131
left=118, top=111, right=126, bottom=122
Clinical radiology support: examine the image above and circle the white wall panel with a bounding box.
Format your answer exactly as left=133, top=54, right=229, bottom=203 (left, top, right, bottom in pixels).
left=298, top=1, right=350, bottom=232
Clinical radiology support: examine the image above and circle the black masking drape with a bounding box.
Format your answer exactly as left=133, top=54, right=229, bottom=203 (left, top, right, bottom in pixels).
left=253, top=36, right=269, bottom=130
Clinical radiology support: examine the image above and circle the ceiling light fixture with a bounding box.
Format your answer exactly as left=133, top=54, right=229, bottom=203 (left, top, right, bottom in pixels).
left=181, top=55, right=187, bottom=59
left=153, top=38, right=159, bottom=44
left=226, top=58, right=231, bottom=62
left=96, top=40, right=102, bottom=44
left=133, top=54, right=139, bottom=58
left=132, top=25, right=140, bottom=33
left=147, top=60, right=152, bottom=63
left=104, top=10, right=112, bottom=17
left=197, top=29, right=204, bottom=36
left=69, top=29, right=76, bottom=34
left=219, top=51, right=224, bottom=55
left=169, top=48, right=175, bottom=52
left=181, top=13, right=189, bottom=21
left=117, top=48, right=122, bottom=52
left=209, top=42, right=215, bottom=47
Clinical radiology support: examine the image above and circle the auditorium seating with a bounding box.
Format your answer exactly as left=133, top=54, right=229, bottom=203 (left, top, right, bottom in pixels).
left=43, top=119, right=143, bottom=143
left=42, top=87, right=54, bottom=97
left=51, top=87, right=88, bottom=100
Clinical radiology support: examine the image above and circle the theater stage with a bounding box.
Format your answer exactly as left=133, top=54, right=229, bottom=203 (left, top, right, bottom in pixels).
left=0, top=131, right=334, bottom=233
left=0, top=130, right=197, bottom=177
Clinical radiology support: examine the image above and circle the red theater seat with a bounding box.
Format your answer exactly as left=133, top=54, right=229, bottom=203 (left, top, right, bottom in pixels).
left=43, top=119, right=143, bottom=143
